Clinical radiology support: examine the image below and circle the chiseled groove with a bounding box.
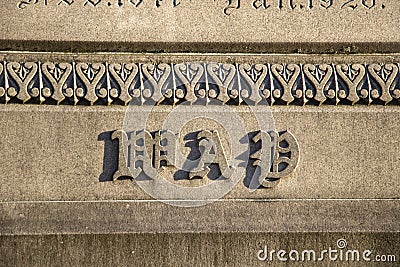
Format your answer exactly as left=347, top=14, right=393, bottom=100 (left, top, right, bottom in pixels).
left=0, top=198, right=399, bottom=204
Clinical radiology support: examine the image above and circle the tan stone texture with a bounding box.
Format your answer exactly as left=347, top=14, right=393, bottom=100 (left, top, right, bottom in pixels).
left=0, top=105, right=398, bottom=201
left=0, top=233, right=398, bottom=267
left=0, top=1, right=399, bottom=53
left=0, top=0, right=399, bottom=260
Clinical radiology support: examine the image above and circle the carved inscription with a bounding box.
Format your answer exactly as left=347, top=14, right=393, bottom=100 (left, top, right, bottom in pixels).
left=112, top=130, right=177, bottom=180
left=188, top=130, right=235, bottom=180
left=220, top=0, right=386, bottom=14
left=18, top=0, right=189, bottom=9
left=111, top=129, right=299, bottom=188
left=17, top=0, right=388, bottom=14
left=251, top=131, right=299, bottom=188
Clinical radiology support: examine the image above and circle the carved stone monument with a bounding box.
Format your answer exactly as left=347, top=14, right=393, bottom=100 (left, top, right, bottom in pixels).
left=0, top=1, right=399, bottom=266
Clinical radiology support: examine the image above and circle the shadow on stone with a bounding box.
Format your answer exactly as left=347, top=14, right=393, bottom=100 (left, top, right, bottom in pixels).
left=238, top=131, right=259, bottom=189
left=98, top=131, right=119, bottom=182
left=238, top=131, right=279, bottom=190
left=173, top=131, right=223, bottom=181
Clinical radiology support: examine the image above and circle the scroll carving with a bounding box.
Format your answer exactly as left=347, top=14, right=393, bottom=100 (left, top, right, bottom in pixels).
left=1, top=58, right=399, bottom=106
left=42, top=62, right=73, bottom=104
left=335, top=64, right=365, bottom=104
left=239, top=63, right=267, bottom=104
left=174, top=63, right=204, bottom=104
left=76, top=63, right=106, bottom=104
left=207, top=63, right=235, bottom=104
left=271, top=64, right=300, bottom=104
left=303, top=64, right=333, bottom=104
left=17, top=0, right=387, bottom=12
left=109, top=63, right=139, bottom=105
left=368, top=64, right=398, bottom=104
left=141, top=63, right=171, bottom=104
left=6, top=62, right=38, bottom=103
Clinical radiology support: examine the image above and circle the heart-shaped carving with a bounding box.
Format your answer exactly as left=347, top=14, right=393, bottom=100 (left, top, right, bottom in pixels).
left=335, top=64, right=365, bottom=104
left=304, top=64, right=333, bottom=104
left=239, top=63, right=267, bottom=104
left=0, top=63, right=4, bottom=97
left=109, top=63, right=138, bottom=105
left=174, top=63, right=204, bottom=103
left=42, top=62, right=72, bottom=104
left=142, top=63, right=171, bottom=104
left=76, top=63, right=106, bottom=105
left=129, top=0, right=143, bottom=7
left=7, top=62, right=38, bottom=103
left=368, top=64, right=398, bottom=104
left=271, top=64, right=300, bottom=104
left=207, top=63, right=235, bottom=104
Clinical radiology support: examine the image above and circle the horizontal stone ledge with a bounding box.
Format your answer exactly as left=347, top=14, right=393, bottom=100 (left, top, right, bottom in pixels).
left=2, top=41, right=400, bottom=54
left=1, top=1, right=399, bottom=53
left=0, top=53, right=400, bottom=106
left=0, top=233, right=398, bottom=266
left=0, top=200, right=398, bottom=235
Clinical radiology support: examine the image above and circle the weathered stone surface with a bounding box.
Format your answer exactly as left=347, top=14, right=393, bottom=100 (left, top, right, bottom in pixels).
left=1, top=200, right=399, bottom=235
left=0, top=53, right=398, bottom=253
left=0, top=104, right=398, bottom=201
left=1, top=1, right=399, bottom=265
left=0, top=1, right=399, bottom=52
left=0, top=233, right=399, bottom=266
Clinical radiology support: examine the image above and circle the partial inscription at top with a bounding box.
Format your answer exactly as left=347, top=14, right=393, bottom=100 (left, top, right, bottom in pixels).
left=16, top=0, right=388, bottom=14
left=0, top=0, right=398, bottom=51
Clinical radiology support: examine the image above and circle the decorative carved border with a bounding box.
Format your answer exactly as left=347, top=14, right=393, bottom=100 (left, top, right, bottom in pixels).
left=0, top=56, right=399, bottom=106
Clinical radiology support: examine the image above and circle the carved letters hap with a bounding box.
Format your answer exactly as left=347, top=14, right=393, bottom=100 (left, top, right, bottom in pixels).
left=111, top=130, right=300, bottom=188
left=0, top=60, right=399, bottom=105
